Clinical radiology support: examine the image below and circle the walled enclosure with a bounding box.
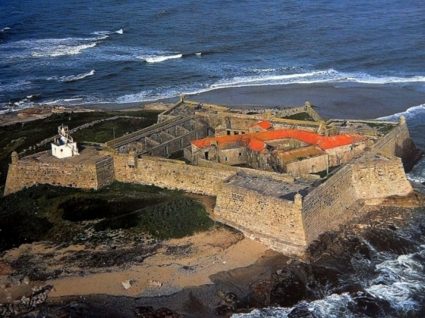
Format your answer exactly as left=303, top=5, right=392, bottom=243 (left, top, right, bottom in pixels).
left=2, top=101, right=417, bottom=259
left=4, top=149, right=114, bottom=195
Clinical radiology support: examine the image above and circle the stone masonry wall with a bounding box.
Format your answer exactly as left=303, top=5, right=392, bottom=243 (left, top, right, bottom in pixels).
left=302, top=165, right=358, bottom=244
left=302, top=155, right=412, bottom=244
left=214, top=183, right=306, bottom=257
left=371, top=122, right=409, bottom=157
left=4, top=154, right=114, bottom=195
left=352, top=157, right=412, bottom=200
left=112, top=153, right=236, bottom=196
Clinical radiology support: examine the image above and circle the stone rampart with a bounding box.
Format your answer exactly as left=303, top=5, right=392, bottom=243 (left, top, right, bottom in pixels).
left=370, top=120, right=410, bottom=159
left=302, top=155, right=412, bottom=244
left=352, top=157, right=412, bottom=200
left=112, top=153, right=236, bottom=196
left=4, top=152, right=114, bottom=195
left=214, top=181, right=306, bottom=257
left=302, top=165, right=358, bottom=244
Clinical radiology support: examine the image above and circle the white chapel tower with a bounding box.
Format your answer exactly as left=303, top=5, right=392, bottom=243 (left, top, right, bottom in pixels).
left=51, top=124, right=79, bottom=159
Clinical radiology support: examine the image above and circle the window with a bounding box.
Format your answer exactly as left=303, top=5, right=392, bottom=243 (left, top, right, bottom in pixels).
left=227, top=130, right=231, bottom=135
left=205, top=151, right=209, bottom=160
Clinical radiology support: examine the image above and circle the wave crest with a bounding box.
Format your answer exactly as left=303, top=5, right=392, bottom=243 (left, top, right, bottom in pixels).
left=138, top=53, right=183, bottom=63
left=0, top=34, right=107, bottom=58
left=47, top=70, right=95, bottom=82
left=210, top=69, right=425, bottom=90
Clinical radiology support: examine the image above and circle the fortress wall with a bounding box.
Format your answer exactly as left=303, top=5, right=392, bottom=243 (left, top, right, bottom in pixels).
left=302, top=153, right=412, bottom=244
left=112, top=154, right=235, bottom=196
left=325, top=142, right=367, bottom=167
left=352, top=158, right=412, bottom=201
left=371, top=122, right=410, bottom=158
left=4, top=157, right=100, bottom=195
left=217, top=147, right=247, bottom=165
left=196, top=159, right=294, bottom=183
left=302, top=165, right=359, bottom=244
left=95, top=156, right=115, bottom=189
left=285, top=154, right=328, bottom=176
left=214, top=183, right=307, bottom=256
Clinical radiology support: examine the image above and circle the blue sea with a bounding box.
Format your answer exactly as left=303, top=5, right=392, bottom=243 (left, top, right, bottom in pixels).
left=0, top=0, right=424, bottom=108
left=1, top=1, right=425, bottom=316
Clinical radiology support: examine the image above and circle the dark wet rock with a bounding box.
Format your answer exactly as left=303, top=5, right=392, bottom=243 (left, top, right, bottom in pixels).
left=348, top=291, right=391, bottom=317
left=288, top=304, right=319, bottom=318
left=215, top=304, right=233, bottom=316
left=135, top=306, right=181, bottom=318
left=0, top=285, right=53, bottom=317
left=362, top=228, right=416, bottom=254
left=271, top=267, right=306, bottom=306
left=136, top=306, right=182, bottom=318
left=247, top=279, right=272, bottom=307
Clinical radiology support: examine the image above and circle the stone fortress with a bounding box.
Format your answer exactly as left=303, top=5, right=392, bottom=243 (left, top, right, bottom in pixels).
left=4, top=98, right=418, bottom=258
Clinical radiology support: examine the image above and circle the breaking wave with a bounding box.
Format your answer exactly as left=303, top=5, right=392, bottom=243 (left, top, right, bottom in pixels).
left=92, top=28, right=124, bottom=37
left=47, top=69, right=95, bottom=82
left=377, top=103, right=425, bottom=121
left=0, top=27, right=11, bottom=33
left=138, top=53, right=183, bottom=63
left=234, top=239, right=425, bottom=318
left=210, top=69, right=425, bottom=90
left=0, top=32, right=111, bottom=58
left=115, top=69, right=425, bottom=104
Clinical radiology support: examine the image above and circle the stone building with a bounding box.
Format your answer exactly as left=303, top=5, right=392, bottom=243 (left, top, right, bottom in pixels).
left=189, top=121, right=367, bottom=177
left=3, top=98, right=420, bottom=259
left=51, top=124, right=79, bottom=159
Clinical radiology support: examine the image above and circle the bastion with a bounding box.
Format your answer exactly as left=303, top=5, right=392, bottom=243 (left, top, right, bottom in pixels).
left=3, top=98, right=420, bottom=258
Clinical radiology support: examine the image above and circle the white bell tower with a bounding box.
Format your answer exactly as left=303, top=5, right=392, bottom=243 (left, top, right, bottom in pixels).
left=51, top=124, right=79, bottom=159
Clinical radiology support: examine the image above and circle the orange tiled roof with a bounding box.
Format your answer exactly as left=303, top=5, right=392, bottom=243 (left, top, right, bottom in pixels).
left=192, top=129, right=364, bottom=152
left=252, top=120, right=273, bottom=130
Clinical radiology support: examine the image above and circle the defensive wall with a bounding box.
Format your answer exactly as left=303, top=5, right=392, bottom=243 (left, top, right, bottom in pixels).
left=4, top=149, right=114, bottom=195
left=112, top=152, right=293, bottom=196
left=2, top=106, right=418, bottom=259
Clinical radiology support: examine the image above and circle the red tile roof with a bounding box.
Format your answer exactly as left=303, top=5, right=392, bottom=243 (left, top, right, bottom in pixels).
left=253, top=120, right=273, bottom=130
left=192, top=129, right=364, bottom=152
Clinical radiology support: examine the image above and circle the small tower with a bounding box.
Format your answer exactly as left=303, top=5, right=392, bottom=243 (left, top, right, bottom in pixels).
left=11, top=151, right=19, bottom=164
left=51, top=124, right=79, bottom=159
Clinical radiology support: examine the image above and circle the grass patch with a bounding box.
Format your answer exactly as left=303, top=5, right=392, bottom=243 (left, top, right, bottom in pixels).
left=282, top=112, right=315, bottom=121
left=0, top=110, right=160, bottom=185
left=0, top=182, right=213, bottom=252
left=95, top=197, right=214, bottom=239
left=365, top=122, right=395, bottom=135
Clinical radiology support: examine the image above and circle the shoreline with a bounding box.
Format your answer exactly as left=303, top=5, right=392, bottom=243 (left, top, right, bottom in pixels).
left=2, top=83, right=425, bottom=122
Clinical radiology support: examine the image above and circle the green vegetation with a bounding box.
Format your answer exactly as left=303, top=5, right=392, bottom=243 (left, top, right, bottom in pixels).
left=365, top=122, right=395, bottom=135
left=282, top=112, right=315, bottom=121
left=72, top=116, right=156, bottom=143
left=0, top=182, right=213, bottom=252
left=95, top=197, right=213, bottom=239
left=0, top=110, right=159, bottom=185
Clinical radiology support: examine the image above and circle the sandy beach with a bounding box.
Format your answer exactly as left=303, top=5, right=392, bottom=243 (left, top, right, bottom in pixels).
left=73, top=83, right=425, bottom=121
left=189, top=83, right=425, bottom=119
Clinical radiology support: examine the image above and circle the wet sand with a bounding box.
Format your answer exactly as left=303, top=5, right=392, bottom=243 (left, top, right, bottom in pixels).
left=189, top=83, right=425, bottom=119
left=75, top=83, right=425, bottom=120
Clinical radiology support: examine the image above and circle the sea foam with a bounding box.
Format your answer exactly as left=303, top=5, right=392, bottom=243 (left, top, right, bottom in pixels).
left=48, top=70, right=95, bottom=82
left=0, top=34, right=107, bottom=58
left=139, top=53, right=183, bottom=63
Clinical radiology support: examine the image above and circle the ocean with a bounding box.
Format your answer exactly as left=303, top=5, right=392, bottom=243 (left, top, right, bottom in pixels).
left=1, top=0, right=424, bottom=108
left=1, top=0, right=425, bottom=316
